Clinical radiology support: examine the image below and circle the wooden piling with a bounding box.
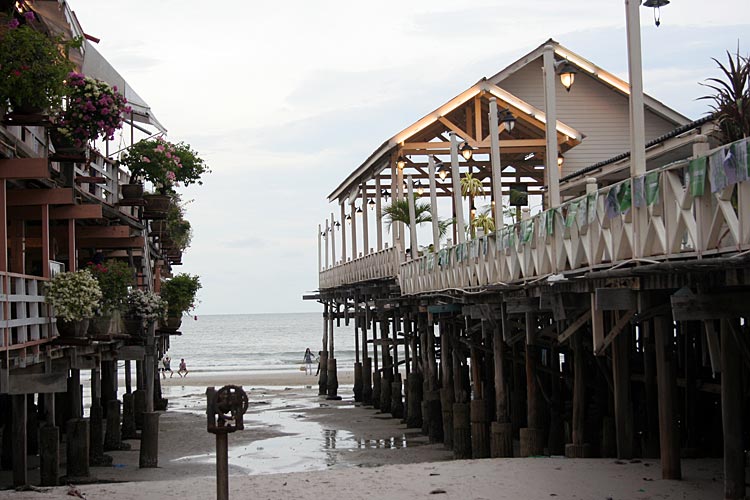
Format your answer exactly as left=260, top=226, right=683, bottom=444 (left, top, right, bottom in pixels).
left=470, top=399, right=490, bottom=458
left=319, top=304, right=329, bottom=395
left=520, top=313, right=545, bottom=457
left=441, top=325, right=454, bottom=449
left=452, top=401, right=472, bottom=459
left=121, top=392, right=137, bottom=439
left=353, top=315, right=363, bottom=402
left=720, top=318, right=744, bottom=499
left=372, top=316, right=380, bottom=408
left=612, top=322, right=634, bottom=459
left=39, top=424, right=59, bottom=486
left=380, top=318, right=392, bottom=413
left=138, top=412, right=160, bottom=468
left=362, top=357, right=373, bottom=405
left=406, top=371, right=423, bottom=428
left=491, top=319, right=512, bottom=457
left=66, top=418, right=89, bottom=479
left=654, top=314, right=681, bottom=480
left=326, top=358, right=339, bottom=399
left=565, top=329, right=590, bottom=458
left=133, top=389, right=146, bottom=430
left=104, top=399, right=128, bottom=451
left=11, top=394, right=27, bottom=487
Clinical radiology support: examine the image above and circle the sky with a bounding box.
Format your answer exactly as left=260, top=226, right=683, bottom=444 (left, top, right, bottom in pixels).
left=68, top=0, right=749, bottom=315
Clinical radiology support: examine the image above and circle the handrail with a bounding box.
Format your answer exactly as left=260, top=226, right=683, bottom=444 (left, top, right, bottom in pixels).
left=319, top=246, right=402, bottom=289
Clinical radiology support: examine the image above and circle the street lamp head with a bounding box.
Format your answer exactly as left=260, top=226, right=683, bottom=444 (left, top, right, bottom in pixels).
left=459, top=142, right=474, bottom=161
left=368, top=198, right=376, bottom=211
left=436, top=162, right=448, bottom=180
left=555, top=59, right=578, bottom=92
left=643, top=0, right=669, bottom=26
left=381, top=189, right=391, bottom=200
left=498, top=108, right=516, bottom=133
left=356, top=206, right=363, bottom=216
left=335, top=221, right=341, bottom=230
left=415, top=180, right=425, bottom=196
left=557, top=153, right=564, bottom=168
left=345, top=214, right=352, bottom=225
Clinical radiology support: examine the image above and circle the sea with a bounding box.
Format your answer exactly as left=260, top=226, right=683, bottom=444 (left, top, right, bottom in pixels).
left=166, top=312, right=356, bottom=376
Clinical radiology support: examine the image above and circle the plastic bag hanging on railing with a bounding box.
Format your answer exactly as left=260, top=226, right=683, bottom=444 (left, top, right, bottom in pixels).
left=587, top=192, right=598, bottom=224
left=645, top=171, right=661, bottom=206
left=564, top=200, right=578, bottom=228
left=689, top=157, right=707, bottom=197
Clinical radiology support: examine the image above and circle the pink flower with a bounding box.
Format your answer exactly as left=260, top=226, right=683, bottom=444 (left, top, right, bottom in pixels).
left=155, top=144, right=165, bottom=153
left=166, top=171, right=176, bottom=181
left=141, top=156, right=151, bottom=163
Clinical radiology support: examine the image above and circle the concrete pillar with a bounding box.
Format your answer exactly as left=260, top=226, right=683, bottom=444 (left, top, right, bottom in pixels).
left=66, top=418, right=89, bottom=479
left=138, top=412, right=160, bottom=468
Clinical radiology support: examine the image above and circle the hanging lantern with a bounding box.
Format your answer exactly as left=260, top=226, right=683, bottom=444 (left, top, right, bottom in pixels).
left=459, top=142, right=474, bottom=161
left=643, top=0, right=669, bottom=27
left=416, top=180, right=424, bottom=196
left=555, top=59, right=578, bottom=92
left=498, top=108, right=516, bottom=133
left=436, top=162, right=448, bottom=180
left=396, top=155, right=406, bottom=170
left=345, top=214, right=352, bottom=225
left=368, top=198, right=376, bottom=211
left=557, top=153, right=564, bottom=168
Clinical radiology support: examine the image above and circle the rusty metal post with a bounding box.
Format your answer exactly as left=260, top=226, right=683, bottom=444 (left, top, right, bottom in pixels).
left=216, top=431, right=229, bottom=500
left=207, top=385, right=248, bottom=500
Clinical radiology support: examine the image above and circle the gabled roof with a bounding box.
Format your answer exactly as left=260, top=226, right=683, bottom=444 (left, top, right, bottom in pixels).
left=327, top=79, right=583, bottom=202
left=488, top=39, right=691, bottom=127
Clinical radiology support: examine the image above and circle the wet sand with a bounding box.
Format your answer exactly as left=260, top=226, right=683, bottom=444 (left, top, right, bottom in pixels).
left=0, top=379, right=726, bottom=499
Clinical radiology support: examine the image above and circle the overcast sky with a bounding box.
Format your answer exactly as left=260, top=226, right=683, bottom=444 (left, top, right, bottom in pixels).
left=69, top=1, right=749, bottom=315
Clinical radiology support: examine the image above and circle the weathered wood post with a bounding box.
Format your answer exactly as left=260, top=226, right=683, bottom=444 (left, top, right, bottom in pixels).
left=406, top=316, right=423, bottom=428
left=654, top=314, right=680, bottom=479
left=89, top=363, right=112, bottom=466
left=424, top=315, right=442, bottom=442
left=520, top=312, right=545, bottom=457
left=66, top=418, right=89, bottom=479
left=470, top=321, right=490, bottom=458
left=491, top=318, right=512, bottom=457
left=39, top=422, right=59, bottom=486
left=353, top=309, right=363, bottom=402
left=720, top=318, right=744, bottom=499
left=327, top=304, right=340, bottom=400
left=372, top=314, right=381, bottom=409
left=104, top=399, right=128, bottom=451
left=379, top=317, right=392, bottom=413
left=441, top=322, right=455, bottom=449
left=361, top=305, right=373, bottom=405
left=140, top=322, right=161, bottom=468
left=565, top=329, right=591, bottom=458
left=612, top=319, right=634, bottom=459
left=452, top=325, right=472, bottom=459
left=122, top=360, right=137, bottom=439
left=207, top=385, right=248, bottom=500
left=391, top=315, right=404, bottom=419
left=318, top=303, right=329, bottom=396
left=11, top=394, right=27, bottom=486
left=641, top=320, right=659, bottom=458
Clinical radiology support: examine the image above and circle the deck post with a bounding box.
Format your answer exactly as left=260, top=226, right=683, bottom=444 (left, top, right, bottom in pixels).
left=520, top=312, right=545, bottom=457
left=349, top=197, right=357, bottom=259
left=372, top=314, right=381, bottom=409
left=104, top=399, right=126, bottom=451
left=66, top=418, right=89, bottom=479
left=318, top=305, right=329, bottom=396
left=390, top=314, right=404, bottom=419
left=39, top=423, right=59, bottom=486
left=11, top=394, right=27, bottom=487
left=407, top=315, right=423, bottom=428
left=612, top=321, right=634, bottom=459
left=470, top=322, right=490, bottom=458
left=340, top=203, right=347, bottom=263
left=327, top=303, right=339, bottom=399
left=361, top=183, right=369, bottom=254
left=441, top=322, right=455, bottom=449
left=720, top=318, right=745, bottom=499
left=330, top=211, right=336, bottom=266
left=89, top=364, right=111, bottom=466
left=565, top=329, right=591, bottom=457
left=379, top=317, right=392, bottom=412
left=428, top=157, right=440, bottom=249
left=375, top=176, right=383, bottom=251
left=452, top=327, right=471, bottom=459
left=449, top=133, right=465, bottom=244
left=353, top=314, right=363, bottom=402
left=361, top=305, right=372, bottom=405
left=491, top=318, right=512, bottom=457
left=122, top=361, right=137, bottom=439
left=654, top=314, right=681, bottom=479
left=543, top=44, right=561, bottom=208
left=489, top=97, right=504, bottom=226
left=407, top=175, right=418, bottom=257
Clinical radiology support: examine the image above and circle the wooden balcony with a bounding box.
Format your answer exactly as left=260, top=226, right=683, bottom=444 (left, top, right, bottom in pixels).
left=319, top=246, right=402, bottom=290
left=400, top=138, right=750, bottom=295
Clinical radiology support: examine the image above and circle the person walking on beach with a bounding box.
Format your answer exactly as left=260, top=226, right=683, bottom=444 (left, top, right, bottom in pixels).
left=315, top=350, right=322, bottom=376
left=178, top=358, right=188, bottom=377
left=162, top=355, right=173, bottom=379
left=303, top=348, right=314, bottom=375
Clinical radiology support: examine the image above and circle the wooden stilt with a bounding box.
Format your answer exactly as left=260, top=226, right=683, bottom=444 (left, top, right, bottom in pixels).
left=353, top=313, right=363, bottom=402
left=361, top=306, right=372, bottom=404
left=380, top=318, right=392, bottom=412
left=372, top=315, right=381, bottom=409
left=441, top=323, right=454, bottom=449
left=11, top=394, right=27, bottom=487
left=654, top=314, right=681, bottom=480
left=520, top=312, right=545, bottom=457
left=66, top=418, right=89, bottom=479
left=319, top=305, right=329, bottom=396
left=138, top=412, right=160, bottom=468
left=612, top=323, right=634, bottom=459
left=491, top=319, right=512, bottom=457
left=391, top=314, right=404, bottom=419
left=720, top=318, right=744, bottom=499
left=327, top=305, right=339, bottom=399
left=452, top=326, right=472, bottom=459
left=39, top=424, right=59, bottom=486
left=642, top=320, right=659, bottom=458
left=565, top=330, right=591, bottom=458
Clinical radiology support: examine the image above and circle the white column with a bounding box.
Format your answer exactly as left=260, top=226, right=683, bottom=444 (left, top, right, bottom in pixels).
left=340, top=202, right=347, bottom=262
left=428, top=157, right=440, bottom=249
left=489, top=98, right=504, bottom=227
left=625, top=0, right=647, bottom=177
left=407, top=174, right=418, bottom=257
left=318, top=224, right=322, bottom=271
left=543, top=44, right=561, bottom=208
left=376, top=175, right=383, bottom=250
left=350, top=197, right=358, bottom=258
left=450, top=132, right=466, bottom=244
left=396, top=159, right=405, bottom=250
left=324, top=220, right=329, bottom=269
left=330, top=211, right=336, bottom=266
left=391, top=162, right=399, bottom=249
left=361, top=184, right=370, bottom=254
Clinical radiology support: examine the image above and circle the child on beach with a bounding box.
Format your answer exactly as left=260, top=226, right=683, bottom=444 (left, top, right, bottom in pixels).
left=162, top=355, right=173, bottom=379
left=178, top=358, right=188, bottom=377
left=303, top=348, right=314, bottom=375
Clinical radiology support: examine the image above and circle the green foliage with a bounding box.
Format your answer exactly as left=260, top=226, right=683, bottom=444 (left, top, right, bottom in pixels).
left=44, top=270, right=102, bottom=322
left=127, top=289, right=166, bottom=322
left=0, top=23, right=77, bottom=111
left=471, top=208, right=496, bottom=236
left=381, top=196, right=453, bottom=238
left=161, top=273, right=201, bottom=316
left=119, top=137, right=210, bottom=194
left=460, top=172, right=484, bottom=198
left=166, top=193, right=193, bottom=251
left=86, top=260, right=135, bottom=313
left=699, top=48, right=750, bottom=144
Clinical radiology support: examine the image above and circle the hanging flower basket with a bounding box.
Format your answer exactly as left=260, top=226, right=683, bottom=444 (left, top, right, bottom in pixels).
left=143, top=193, right=171, bottom=219
left=161, top=316, right=182, bottom=331
left=49, top=127, right=87, bottom=160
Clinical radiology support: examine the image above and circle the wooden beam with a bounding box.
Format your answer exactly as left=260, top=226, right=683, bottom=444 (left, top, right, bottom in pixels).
left=77, top=236, right=145, bottom=249
left=557, top=310, right=591, bottom=344
left=595, top=309, right=636, bottom=355
left=9, top=203, right=103, bottom=220
left=3, top=372, right=67, bottom=394
left=505, top=297, right=538, bottom=314
left=671, top=288, right=750, bottom=321
left=0, top=158, right=50, bottom=179
left=596, top=288, right=637, bottom=311
left=591, top=294, right=605, bottom=356
left=7, top=188, right=74, bottom=206
left=117, top=345, right=145, bottom=360
left=77, top=226, right=131, bottom=239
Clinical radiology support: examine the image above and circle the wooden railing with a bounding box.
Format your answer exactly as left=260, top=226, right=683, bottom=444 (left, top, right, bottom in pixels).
left=75, top=152, right=121, bottom=205
left=319, top=246, right=402, bottom=290
left=0, top=273, right=54, bottom=368
left=400, top=138, right=750, bottom=295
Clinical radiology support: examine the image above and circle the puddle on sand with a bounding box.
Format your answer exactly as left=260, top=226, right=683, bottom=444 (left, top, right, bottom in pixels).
left=173, top=396, right=422, bottom=475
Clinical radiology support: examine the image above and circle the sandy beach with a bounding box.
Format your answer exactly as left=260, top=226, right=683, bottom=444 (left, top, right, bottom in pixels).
left=0, top=375, right=727, bottom=499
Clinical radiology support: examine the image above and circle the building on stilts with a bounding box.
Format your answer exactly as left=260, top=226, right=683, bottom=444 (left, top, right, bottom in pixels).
left=306, top=37, right=749, bottom=498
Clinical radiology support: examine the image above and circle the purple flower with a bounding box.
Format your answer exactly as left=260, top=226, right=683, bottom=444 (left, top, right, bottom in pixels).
left=7, top=18, right=19, bottom=29
left=23, top=11, right=35, bottom=21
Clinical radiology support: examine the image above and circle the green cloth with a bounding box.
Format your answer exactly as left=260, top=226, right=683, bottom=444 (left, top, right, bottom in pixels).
left=645, top=171, right=660, bottom=206
left=546, top=209, right=556, bottom=235
left=564, top=201, right=579, bottom=228
left=689, top=157, right=707, bottom=197
left=521, top=220, right=534, bottom=243
left=587, top=193, right=598, bottom=224
left=618, top=181, right=632, bottom=213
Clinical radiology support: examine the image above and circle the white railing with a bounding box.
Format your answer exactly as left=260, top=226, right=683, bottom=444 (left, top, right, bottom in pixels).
left=0, top=273, right=54, bottom=368
left=319, top=246, right=402, bottom=289
left=400, top=138, right=750, bottom=295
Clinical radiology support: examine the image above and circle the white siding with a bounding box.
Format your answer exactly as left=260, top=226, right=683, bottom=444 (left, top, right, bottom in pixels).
left=497, top=56, right=679, bottom=177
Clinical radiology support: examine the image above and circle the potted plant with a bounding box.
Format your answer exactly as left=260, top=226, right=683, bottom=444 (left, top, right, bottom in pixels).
left=0, top=15, right=76, bottom=114
left=44, top=270, right=102, bottom=338
left=160, top=273, right=201, bottom=330
left=118, top=137, right=209, bottom=217
left=125, top=289, right=166, bottom=336
left=51, top=72, right=130, bottom=153
left=86, top=259, right=135, bottom=335
left=165, top=193, right=193, bottom=252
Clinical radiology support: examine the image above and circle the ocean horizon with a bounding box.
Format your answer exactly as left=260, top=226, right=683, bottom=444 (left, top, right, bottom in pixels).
left=166, top=312, right=356, bottom=375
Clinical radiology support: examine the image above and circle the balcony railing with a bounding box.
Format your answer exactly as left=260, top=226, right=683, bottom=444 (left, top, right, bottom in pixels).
left=319, top=246, right=402, bottom=290
left=0, top=273, right=54, bottom=368
left=400, top=137, right=750, bottom=295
